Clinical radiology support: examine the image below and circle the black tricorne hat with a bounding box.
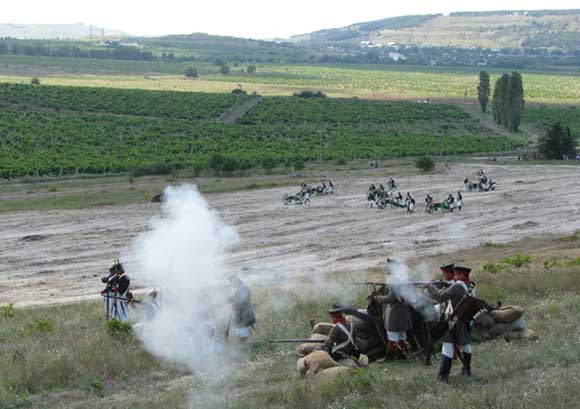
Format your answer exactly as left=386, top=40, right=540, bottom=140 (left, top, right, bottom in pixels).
left=440, top=263, right=455, bottom=273
left=328, top=303, right=346, bottom=314
left=454, top=266, right=472, bottom=276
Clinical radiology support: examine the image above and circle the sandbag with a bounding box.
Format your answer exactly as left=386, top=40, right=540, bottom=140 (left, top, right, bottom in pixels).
left=491, top=306, right=524, bottom=323
left=297, top=350, right=338, bottom=377
left=489, top=319, right=528, bottom=337
left=473, top=311, right=495, bottom=328
left=358, top=354, right=369, bottom=367
left=336, top=358, right=359, bottom=369
left=312, top=322, right=333, bottom=336
left=315, top=366, right=352, bottom=381
left=503, top=329, right=538, bottom=341
left=297, top=342, right=321, bottom=357
left=310, top=333, right=328, bottom=340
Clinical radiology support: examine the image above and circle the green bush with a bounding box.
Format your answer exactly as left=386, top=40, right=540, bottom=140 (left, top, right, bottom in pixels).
left=0, top=304, right=14, bottom=319
left=30, top=78, right=40, bottom=85
left=415, top=156, right=435, bottom=172
left=501, top=253, right=532, bottom=267
left=335, top=157, right=347, bottom=165
left=184, top=66, right=198, bottom=78
left=106, top=319, right=132, bottom=339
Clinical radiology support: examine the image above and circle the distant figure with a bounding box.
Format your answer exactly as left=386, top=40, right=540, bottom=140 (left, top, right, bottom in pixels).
left=456, top=191, right=463, bottom=211
left=100, top=259, right=131, bottom=322
left=227, top=274, right=256, bottom=343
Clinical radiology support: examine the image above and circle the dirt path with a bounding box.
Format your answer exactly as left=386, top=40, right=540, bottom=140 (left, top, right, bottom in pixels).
left=461, top=102, right=540, bottom=145
left=2, top=163, right=580, bottom=307
left=218, top=96, right=262, bottom=124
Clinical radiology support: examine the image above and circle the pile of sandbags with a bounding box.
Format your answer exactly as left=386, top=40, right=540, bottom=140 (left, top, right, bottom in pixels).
left=296, top=321, right=369, bottom=378
left=473, top=305, right=537, bottom=341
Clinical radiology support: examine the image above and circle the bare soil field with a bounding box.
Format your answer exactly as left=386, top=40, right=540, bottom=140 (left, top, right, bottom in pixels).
left=1, top=162, right=579, bottom=308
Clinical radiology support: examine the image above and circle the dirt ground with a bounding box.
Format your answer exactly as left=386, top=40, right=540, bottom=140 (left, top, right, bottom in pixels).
left=1, top=162, right=579, bottom=308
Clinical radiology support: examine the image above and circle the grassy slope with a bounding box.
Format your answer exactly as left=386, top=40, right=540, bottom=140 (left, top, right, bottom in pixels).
left=296, top=10, right=580, bottom=50
left=1, top=232, right=580, bottom=408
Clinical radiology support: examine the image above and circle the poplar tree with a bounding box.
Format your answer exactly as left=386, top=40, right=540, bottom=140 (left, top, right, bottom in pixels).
left=477, top=71, right=490, bottom=113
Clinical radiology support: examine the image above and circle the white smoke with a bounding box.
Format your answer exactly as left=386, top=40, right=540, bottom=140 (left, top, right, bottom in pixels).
left=127, top=184, right=239, bottom=371
left=385, top=258, right=438, bottom=321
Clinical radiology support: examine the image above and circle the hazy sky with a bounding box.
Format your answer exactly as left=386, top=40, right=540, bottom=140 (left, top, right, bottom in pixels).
left=5, top=0, right=580, bottom=39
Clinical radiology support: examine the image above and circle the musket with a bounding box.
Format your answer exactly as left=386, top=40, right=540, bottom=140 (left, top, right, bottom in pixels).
left=351, top=280, right=450, bottom=288
left=270, top=338, right=326, bottom=343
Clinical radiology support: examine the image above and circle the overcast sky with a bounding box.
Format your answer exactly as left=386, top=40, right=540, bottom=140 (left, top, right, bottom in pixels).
left=4, top=0, right=580, bottom=39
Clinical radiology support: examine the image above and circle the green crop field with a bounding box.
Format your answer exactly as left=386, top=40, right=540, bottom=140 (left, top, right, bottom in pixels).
left=0, top=86, right=523, bottom=178
left=239, top=96, right=469, bottom=125
left=0, top=56, right=579, bottom=104
left=523, top=105, right=580, bottom=136
left=0, top=82, right=245, bottom=120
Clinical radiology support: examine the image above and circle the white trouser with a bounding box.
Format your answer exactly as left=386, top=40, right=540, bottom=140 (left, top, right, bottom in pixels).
left=442, top=342, right=472, bottom=359
left=387, top=331, right=407, bottom=342
left=116, top=300, right=129, bottom=322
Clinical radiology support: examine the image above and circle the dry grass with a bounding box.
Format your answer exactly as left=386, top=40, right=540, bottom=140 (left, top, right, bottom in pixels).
left=1, top=233, right=580, bottom=408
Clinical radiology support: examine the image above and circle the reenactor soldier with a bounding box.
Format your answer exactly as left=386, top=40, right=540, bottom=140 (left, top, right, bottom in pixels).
left=374, top=287, right=413, bottom=360
left=100, top=259, right=131, bottom=322
left=317, top=304, right=360, bottom=362
left=227, top=274, right=256, bottom=343
left=425, top=268, right=474, bottom=382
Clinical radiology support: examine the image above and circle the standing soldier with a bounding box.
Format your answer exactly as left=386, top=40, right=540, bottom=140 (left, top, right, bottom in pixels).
left=374, top=286, right=413, bottom=360
left=101, top=260, right=120, bottom=320
left=425, top=268, right=473, bottom=382
left=114, top=262, right=131, bottom=322
left=456, top=191, right=464, bottom=211
left=227, top=274, right=256, bottom=343
left=317, top=304, right=360, bottom=363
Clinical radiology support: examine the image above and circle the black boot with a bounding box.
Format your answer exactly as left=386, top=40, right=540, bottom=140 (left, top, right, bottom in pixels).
left=438, top=356, right=453, bottom=382
left=461, top=353, right=472, bottom=376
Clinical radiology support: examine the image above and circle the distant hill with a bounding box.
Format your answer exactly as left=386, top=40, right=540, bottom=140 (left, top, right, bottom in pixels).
left=0, top=23, right=127, bottom=39
left=290, top=10, right=580, bottom=51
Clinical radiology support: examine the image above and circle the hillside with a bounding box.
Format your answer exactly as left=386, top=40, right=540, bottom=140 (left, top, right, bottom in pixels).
left=0, top=23, right=127, bottom=39
left=291, top=10, right=580, bottom=51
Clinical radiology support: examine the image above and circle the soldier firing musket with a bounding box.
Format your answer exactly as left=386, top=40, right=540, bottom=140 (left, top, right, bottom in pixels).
left=100, top=259, right=131, bottom=322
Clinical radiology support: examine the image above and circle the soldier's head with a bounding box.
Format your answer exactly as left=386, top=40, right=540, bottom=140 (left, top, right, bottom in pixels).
left=227, top=273, right=242, bottom=288
left=328, top=304, right=345, bottom=324
left=454, top=266, right=472, bottom=282
left=440, top=263, right=455, bottom=281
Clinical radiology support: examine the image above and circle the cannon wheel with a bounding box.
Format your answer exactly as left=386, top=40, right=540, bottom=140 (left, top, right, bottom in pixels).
left=283, top=194, right=292, bottom=205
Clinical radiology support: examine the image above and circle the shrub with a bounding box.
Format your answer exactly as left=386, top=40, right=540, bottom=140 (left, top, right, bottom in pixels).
left=220, top=64, right=230, bottom=75
left=30, top=78, right=41, bottom=85
left=106, top=319, right=132, bottom=339
left=0, top=303, right=14, bottom=319
left=501, top=253, right=532, bottom=267
left=335, top=157, right=347, bottom=165
left=184, top=66, right=198, bottom=78
left=247, top=64, right=256, bottom=74
left=415, top=156, right=435, bottom=172
left=293, top=90, right=326, bottom=99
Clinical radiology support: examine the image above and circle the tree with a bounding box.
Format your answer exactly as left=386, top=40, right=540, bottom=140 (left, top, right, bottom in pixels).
left=492, top=72, right=524, bottom=132
left=507, top=71, right=524, bottom=132
left=247, top=64, right=256, bottom=74
left=538, top=122, right=576, bottom=159
left=184, top=66, right=198, bottom=78
left=30, top=78, right=41, bottom=85
left=220, top=64, right=230, bottom=75
left=261, top=157, right=276, bottom=174
left=477, top=71, right=490, bottom=113
left=415, top=156, right=435, bottom=172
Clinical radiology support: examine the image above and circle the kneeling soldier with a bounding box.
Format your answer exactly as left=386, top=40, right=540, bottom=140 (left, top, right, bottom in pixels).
left=318, top=304, right=360, bottom=363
